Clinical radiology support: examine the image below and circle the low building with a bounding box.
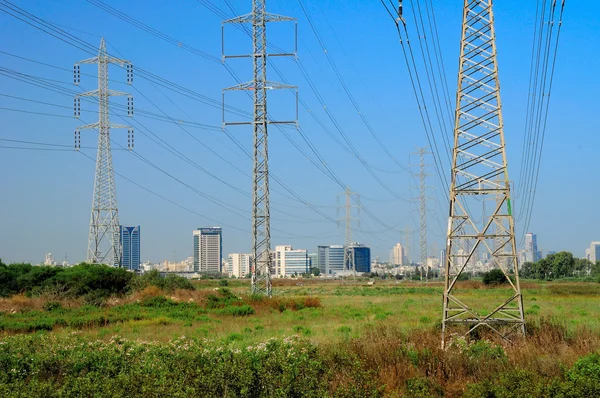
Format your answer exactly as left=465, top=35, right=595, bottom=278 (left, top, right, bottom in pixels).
left=275, top=245, right=309, bottom=277
left=227, top=253, right=252, bottom=278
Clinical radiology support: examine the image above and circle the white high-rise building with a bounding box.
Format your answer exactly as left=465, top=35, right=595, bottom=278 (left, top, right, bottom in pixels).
left=193, top=227, right=222, bottom=273
left=275, top=245, right=309, bottom=277
left=393, top=243, right=405, bottom=265
left=589, top=242, right=600, bottom=264
left=227, top=253, right=252, bottom=278
left=44, top=253, right=55, bottom=266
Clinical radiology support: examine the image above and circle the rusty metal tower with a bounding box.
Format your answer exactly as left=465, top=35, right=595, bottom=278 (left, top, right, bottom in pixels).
left=441, top=0, right=525, bottom=346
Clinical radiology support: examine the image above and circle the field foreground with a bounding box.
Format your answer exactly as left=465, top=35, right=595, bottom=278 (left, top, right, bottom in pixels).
left=1, top=279, right=599, bottom=397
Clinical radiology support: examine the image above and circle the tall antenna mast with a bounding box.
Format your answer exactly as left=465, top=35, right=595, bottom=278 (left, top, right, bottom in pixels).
left=441, top=0, right=525, bottom=346
left=74, top=38, right=134, bottom=266
left=222, top=1, right=298, bottom=297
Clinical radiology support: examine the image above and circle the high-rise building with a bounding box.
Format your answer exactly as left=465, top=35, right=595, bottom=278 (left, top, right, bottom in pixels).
left=392, top=243, right=405, bottom=265
left=589, top=242, right=600, bottom=264
left=308, top=252, right=318, bottom=271
left=120, top=226, right=140, bottom=271
left=318, top=245, right=344, bottom=275
left=275, top=245, right=310, bottom=277
left=524, top=233, right=541, bottom=263
left=44, top=253, right=55, bottom=266
left=193, top=227, right=222, bottom=273
left=227, top=253, right=252, bottom=278
left=350, top=244, right=371, bottom=273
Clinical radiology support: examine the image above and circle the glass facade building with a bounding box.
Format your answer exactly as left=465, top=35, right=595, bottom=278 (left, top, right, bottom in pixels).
left=525, top=233, right=541, bottom=263
left=317, top=245, right=344, bottom=275
left=350, top=244, right=371, bottom=273
left=120, top=225, right=140, bottom=271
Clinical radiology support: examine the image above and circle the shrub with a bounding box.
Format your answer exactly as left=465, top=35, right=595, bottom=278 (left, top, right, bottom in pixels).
left=206, top=288, right=239, bottom=309
left=562, top=352, right=600, bottom=396
left=406, top=377, right=443, bottom=398
left=483, top=268, right=509, bottom=285
left=218, top=279, right=229, bottom=287
left=42, top=301, right=62, bottom=312
left=217, top=305, right=254, bottom=316
left=140, top=295, right=176, bottom=307
left=131, top=270, right=195, bottom=293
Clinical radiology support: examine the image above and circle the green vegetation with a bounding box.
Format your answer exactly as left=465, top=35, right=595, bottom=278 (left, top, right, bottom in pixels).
left=0, top=263, right=193, bottom=302
left=1, top=258, right=600, bottom=396
left=0, top=322, right=599, bottom=397
left=520, top=251, right=600, bottom=280
left=482, top=268, right=509, bottom=285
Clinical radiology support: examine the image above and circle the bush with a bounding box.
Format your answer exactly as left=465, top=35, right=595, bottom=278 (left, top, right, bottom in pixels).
left=131, top=270, right=195, bottom=293
left=218, top=279, right=229, bottom=287
left=42, top=301, right=62, bottom=312
left=0, top=334, right=327, bottom=397
left=206, top=288, right=239, bottom=309
left=483, top=268, right=509, bottom=285
left=562, top=352, right=600, bottom=396
left=217, top=305, right=255, bottom=317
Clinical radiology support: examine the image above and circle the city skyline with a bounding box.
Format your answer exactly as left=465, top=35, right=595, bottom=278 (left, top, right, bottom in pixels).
left=0, top=1, right=598, bottom=264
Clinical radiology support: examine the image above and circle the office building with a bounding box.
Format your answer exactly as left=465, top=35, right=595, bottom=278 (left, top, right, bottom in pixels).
left=193, top=227, right=222, bottom=273
left=275, top=245, right=310, bottom=277
left=524, top=233, right=541, bottom=263
left=349, top=244, right=371, bottom=273
left=588, top=243, right=600, bottom=263
left=318, top=245, right=344, bottom=275
left=392, top=243, right=405, bottom=265
left=308, top=252, right=318, bottom=270
left=120, top=226, right=140, bottom=271
left=227, top=253, right=252, bottom=278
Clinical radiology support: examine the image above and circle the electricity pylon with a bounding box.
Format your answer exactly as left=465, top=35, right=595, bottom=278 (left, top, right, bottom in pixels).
left=338, top=188, right=360, bottom=274
left=222, top=1, right=297, bottom=297
left=412, top=147, right=431, bottom=281
left=441, top=0, right=525, bottom=346
left=74, top=38, right=134, bottom=266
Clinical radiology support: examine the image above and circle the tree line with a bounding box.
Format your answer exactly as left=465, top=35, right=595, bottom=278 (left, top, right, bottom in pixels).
left=520, top=251, right=600, bottom=280
left=0, top=260, right=194, bottom=304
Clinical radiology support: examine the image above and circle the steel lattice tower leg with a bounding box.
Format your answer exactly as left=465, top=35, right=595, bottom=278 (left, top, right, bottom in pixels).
left=74, top=38, right=134, bottom=266
left=441, top=0, right=525, bottom=347
left=223, top=2, right=297, bottom=297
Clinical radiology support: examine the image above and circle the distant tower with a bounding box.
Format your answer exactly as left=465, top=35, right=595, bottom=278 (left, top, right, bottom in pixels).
left=222, top=1, right=297, bottom=297
left=338, top=188, right=360, bottom=273
left=441, top=0, right=525, bottom=346
left=412, top=147, right=431, bottom=280
left=74, top=38, right=134, bottom=266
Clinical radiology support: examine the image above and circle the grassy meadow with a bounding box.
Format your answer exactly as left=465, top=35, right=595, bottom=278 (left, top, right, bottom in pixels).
left=1, top=278, right=600, bottom=397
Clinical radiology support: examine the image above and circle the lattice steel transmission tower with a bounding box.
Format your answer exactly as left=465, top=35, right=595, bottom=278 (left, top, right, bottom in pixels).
left=74, top=38, right=134, bottom=266
left=441, top=0, right=525, bottom=346
left=222, top=1, right=297, bottom=297
left=412, top=147, right=431, bottom=281
left=338, top=188, right=360, bottom=274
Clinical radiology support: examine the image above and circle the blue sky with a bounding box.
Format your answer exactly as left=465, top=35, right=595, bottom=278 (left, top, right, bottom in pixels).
left=0, top=0, right=598, bottom=264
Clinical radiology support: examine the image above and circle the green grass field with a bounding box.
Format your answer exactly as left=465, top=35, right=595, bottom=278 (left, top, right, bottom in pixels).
left=1, top=279, right=600, bottom=397
left=31, top=279, right=600, bottom=344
